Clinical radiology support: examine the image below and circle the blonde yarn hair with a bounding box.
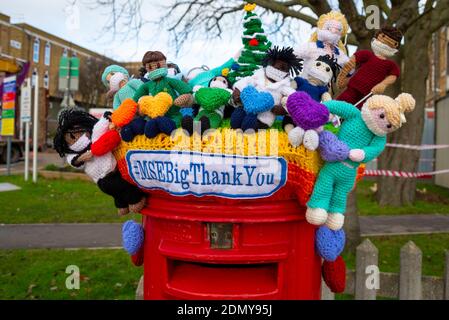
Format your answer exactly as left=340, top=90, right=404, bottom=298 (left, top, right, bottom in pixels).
left=309, top=11, right=349, bottom=55
left=365, top=93, right=416, bottom=130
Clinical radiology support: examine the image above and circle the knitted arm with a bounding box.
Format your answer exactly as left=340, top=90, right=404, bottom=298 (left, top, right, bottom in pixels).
left=127, top=79, right=143, bottom=91
left=337, top=55, right=356, bottom=89
left=361, top=135, right=387, bottom=162
left=233, top=73, right=255, bottom=91
left=132, top=82, right=149, bottom=102
left=371, top=75, right=398, bottom=94
left=91, top=130, right=121, bottom=156
left=113, top=94, right=121, bottom=110
left=323, top=100, right=360, bottom=120
left=168, top=78, right=193, bottom=95
left=66, top=154, right=85, bottom=169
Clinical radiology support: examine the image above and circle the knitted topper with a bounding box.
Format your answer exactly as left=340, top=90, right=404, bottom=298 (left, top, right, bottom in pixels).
left=336, top=26, right=403, bottom=106
left=306, top=93, right=415, bottom=231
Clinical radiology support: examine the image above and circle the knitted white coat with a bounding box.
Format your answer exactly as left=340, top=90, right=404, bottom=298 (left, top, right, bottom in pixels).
left=67, top=117, right=117, bottom=183
left=233, top=68, right=294, bottom=127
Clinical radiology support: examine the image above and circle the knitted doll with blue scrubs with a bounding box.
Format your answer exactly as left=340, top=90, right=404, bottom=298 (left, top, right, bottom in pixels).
left=306, top=93, right=415, bottom=230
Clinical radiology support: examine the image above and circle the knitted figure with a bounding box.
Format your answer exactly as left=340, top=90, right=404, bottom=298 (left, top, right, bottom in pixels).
left=133, top=51, right=194, bottom=127
left=122, top=220, right=144, bottom=255
left=53, top=109, right=146, bottom=216
left=336, top=27, right=403, bottom=106
left=295, top=11, right=349, bottom=80
left=306, top=93, right=416, bottom=230
left=227, top=3, right=272, bottom=84
left=285, top=92, right=329, bottom=150
left=182, top=76, right=232, bottom=135
left=231, top=46, right=302, bottom=131
left=283, top=54, right=341, bottom=136
left=322, top=256, right=346, bottom=294
left=188, top=58, right=235, bottom=89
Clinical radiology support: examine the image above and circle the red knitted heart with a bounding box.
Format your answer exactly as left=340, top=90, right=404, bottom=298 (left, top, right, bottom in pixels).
left=322, top=256, right=346, bottom=293
left=249, top=38, right=259, bottom=46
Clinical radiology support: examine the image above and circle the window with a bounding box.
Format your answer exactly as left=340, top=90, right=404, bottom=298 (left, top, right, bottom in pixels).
left=44, top=71, right=49, bottom=89
left=33, top=38, right=40, bottom=63
left=63, top=48, right=68, bottom=57
left=31, top=68, right=38, bottom=87
left=44, top=42, right=51, bottom=66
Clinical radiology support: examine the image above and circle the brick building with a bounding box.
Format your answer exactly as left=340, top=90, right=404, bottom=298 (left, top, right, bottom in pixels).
left=0, top=12, right=139, bottom=147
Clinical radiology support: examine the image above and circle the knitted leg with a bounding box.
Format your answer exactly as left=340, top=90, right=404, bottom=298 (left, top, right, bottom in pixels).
left=155, top=116, right=176, bottom=136
left=307, top=165, right=336, bottom=211
left=130, top=117, right=146, bottom=135
left=198, top=116, right=211, bottom=135
left=328, top=175, right=356, bottom=215
left=144, top=119, right=160, bottom=139
left=206, top=112, right=222, bottom=129
left=181, top=116, right=194, bottom=135
left=241, top=114, right=258, bottom=131
left=97, top=173, right=129, bottom=213
left=230, top=108, right=247, bottom=129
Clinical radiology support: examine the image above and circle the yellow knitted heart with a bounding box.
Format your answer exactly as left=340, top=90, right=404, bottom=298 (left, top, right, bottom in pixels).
left=139, top=93, right=173, bottom=119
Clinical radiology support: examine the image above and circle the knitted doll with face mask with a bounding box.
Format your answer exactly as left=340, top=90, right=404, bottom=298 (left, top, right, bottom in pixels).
left=336, top=27, right=403, bottom=106
left=295, top=11, right=349, bottom=80
left=54, top=109, right=146, bottom=216
left=305, top=93, right=415, bottom=230
left=101, top=65, right=143, bottom=110
left=231, top=46, right=302, bottom=131
left=182, top=75, right=232, bottom=135
left=133, top=51, right=194, bottom=127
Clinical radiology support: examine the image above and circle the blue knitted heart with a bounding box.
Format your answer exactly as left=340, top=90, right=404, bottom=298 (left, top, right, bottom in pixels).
left=315, top=226, right=346, bottom=262
left=241, top=86, right=275, bottom=115
left=122, top=220, right=144, bottom=255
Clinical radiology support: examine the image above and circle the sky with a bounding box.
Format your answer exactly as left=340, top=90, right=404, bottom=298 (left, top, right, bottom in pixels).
left=1, top=0, right=318, bottom=72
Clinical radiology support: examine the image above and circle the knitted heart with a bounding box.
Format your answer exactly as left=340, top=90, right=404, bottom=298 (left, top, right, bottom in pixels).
left=139, top=92, right=173, bottom=119
left=322, top=256, right=346, bottom=293
left=241, top=86, right=275, bottom=114
left=286, top=91, right=329, bottom=130
left=195, top=87, right=231, bottom=112
left=319, top=131, right=350, bottom=162
left=122, top=220, right=144, bottom=255
left=315, top=225, right=345, bottom=262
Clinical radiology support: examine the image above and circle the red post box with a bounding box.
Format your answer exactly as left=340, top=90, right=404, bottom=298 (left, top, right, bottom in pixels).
left=136, top=191, right=321, bottom=300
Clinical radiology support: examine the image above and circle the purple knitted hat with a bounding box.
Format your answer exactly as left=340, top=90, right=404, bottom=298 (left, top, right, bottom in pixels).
left=286, top=91, right=329, bottom=130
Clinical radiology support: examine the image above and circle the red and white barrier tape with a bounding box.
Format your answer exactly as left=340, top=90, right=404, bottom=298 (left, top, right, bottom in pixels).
left=364, top=169, right=449, bottom=178
left=386, top=143, right=449, bottom=150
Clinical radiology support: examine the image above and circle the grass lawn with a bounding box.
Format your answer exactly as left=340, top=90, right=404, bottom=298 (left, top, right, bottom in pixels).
left=357, top=180, right=449, bottom=216
left=0, top=249, right=142, bottom=300
left=0, top=175, right=138, bottom=224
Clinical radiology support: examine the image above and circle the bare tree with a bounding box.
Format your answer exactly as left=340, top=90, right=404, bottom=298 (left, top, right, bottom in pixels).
left=78, top=56, right=113, bottom=108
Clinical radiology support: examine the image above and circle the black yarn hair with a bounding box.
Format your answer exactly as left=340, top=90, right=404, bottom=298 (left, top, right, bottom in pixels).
left=263, top=46, right=303, bottom=76
left=316, top=54, right=342, bottom=83
left=53, top=108, right=98, bottom=157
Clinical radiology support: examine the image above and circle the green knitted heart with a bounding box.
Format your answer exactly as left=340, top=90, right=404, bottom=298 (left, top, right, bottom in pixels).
left=195, top=87, right=231, bottom=112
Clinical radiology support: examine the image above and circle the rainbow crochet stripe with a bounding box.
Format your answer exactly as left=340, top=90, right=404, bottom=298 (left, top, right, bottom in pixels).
left=113, top=128, right=330, bottom=206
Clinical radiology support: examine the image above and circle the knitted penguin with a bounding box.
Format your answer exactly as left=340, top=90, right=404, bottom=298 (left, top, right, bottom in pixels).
left=53, top=109, right=146, bottom=216
left=295, top=11, right=349, bottom=80
left=101, top=65, right=143, bottom=110
left=306, top=93, right=416, bottom=230
left=336, top=27, right=403, bottom=106
left=182, top=76, right=232, bottom=135
left=133, top=51, right=194, bottom=127
left=231, top=46, right=302, bottom=131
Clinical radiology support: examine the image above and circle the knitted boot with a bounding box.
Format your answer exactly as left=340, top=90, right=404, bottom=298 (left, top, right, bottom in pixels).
left=144, top=119, right=160, bottom=139
left=156, top=116, right=176, bottom=136
left=322, top=256, right=346, bottom=293
left=230, top=108, right=247, bottom=129
left=118, top=207, right=130, bottom=216
left=129, top=197, right=146, bottom=213
left=199, top=116, right=211, bottom=134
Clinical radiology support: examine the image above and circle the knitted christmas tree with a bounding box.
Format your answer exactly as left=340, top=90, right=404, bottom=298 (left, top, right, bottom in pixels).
left=227, top=3, right=272, bottom=84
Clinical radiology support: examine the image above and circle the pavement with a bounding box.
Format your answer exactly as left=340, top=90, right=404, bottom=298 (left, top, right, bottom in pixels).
left=1, top=214, right=449, bottom=249
left=0, top=151, right=62, bottom=176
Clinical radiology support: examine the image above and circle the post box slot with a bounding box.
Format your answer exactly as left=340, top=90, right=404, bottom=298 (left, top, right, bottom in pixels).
left=166, top=259, right=279, bottom=299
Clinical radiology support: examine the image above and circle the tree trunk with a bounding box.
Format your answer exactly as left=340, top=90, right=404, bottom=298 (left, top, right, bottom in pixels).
left=343, top=189, right=361, bottom=253
left=377, top=24, right=430, bottom=206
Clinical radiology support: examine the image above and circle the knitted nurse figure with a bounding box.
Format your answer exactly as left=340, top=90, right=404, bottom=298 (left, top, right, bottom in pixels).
left=306, top=93, right=415, bottom=230
left=336, top=27, right=403, bottom=106
left=101, top=65, right=143, bottom=110
left=231, top=46, right=302, bottom=131
left=295, top=11, right=349, bottom=80
left=133, top=51, right=194, bottom=126
left=54, top=109, right=146, bottom=216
